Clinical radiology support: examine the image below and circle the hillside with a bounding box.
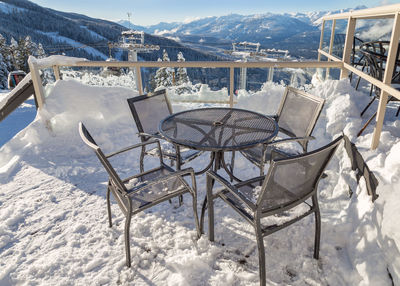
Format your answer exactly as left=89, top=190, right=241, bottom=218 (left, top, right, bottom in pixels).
left=0, top=0, right=222, bottom=62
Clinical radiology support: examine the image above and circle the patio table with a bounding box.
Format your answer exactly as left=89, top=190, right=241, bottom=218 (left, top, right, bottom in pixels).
left=159, top=107, right=278, bottom=233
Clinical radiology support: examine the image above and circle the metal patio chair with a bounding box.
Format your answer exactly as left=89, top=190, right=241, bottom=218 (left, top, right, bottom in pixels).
left=204, top=135, right=343, bottom=286
left=127, top=89, right=203, bottom=173
left=78, top=122, right=200, bottom=267
left=234, top=86, right=325, bottom=176
left=358, top=49, right=400, bottom=117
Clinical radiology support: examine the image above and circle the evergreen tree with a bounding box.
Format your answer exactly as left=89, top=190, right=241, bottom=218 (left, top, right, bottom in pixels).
left=0, top=53, right=8, bottom=89
left=154, top=49, right=174, bottom=88
left=0, top=34, right=13, bottom=71
left=176, top=51, right=189, bottom=85
left=10, top=37, right=25, bottom=71
left=35, top=43, right=46, bottom=58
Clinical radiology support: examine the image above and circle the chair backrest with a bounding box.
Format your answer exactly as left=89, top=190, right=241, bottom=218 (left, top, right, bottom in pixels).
left=127, top=89, right=172, bottom=141
left=78, top=122, right=127, bottom=193
left=257, top=135, right=343, bottom=212
left=276, top=86, right=325, bottom=151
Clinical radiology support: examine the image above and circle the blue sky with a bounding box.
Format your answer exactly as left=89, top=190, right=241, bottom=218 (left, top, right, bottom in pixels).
left=30, top=0, right=400, bottom=26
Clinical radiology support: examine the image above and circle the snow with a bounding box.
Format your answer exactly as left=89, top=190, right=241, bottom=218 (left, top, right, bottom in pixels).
left=36, top=31, right=107, bottom=60
left=29, top=55, right=88, bottom=69
left=0, top=1, right=26, bottom=14
left=0, top=71, right=400, bottom=285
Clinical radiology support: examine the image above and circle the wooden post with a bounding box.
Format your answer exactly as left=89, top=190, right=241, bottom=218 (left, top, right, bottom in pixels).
left=371, top=12, right=400, bottom=149
left=28, top=57, right=46, bottom=109
left=229, top=67, right=234, bottom=108
left=135, top=66, right=143, bottom=95
left=326, top=19, right=336, bottom=79
left=53, top=65, right=61, bottom=81
left=318, top=20, right=325, bottom=61
left=340, top=17, right=356, bottom=79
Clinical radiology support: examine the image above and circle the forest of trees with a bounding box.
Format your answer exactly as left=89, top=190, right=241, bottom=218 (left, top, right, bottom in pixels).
left=0, top=33, right=46, bottom=89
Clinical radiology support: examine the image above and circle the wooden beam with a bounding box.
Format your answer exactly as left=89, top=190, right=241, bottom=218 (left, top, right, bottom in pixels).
left=322, top=4, right=400, bottom=20
left=53, top=65, right=60, bottom=81
left=327, top=19, right=336, bottom=78
left=28, top=57, right=46, bottom=109
left=371, top=12, right=400, bottom=149
left=135, top=66, right=143, bottom=95
left=229, top=67, right=234, bottom=108
left=340, top=17, right=356, bottom=79
left=318, top=20, right=325, bottom=61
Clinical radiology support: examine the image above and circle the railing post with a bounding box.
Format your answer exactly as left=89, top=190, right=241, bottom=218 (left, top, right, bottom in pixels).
left=326, top=19, right=336, bottom=79
left=53, top=65, right=61, bottom=81
left=340, top=17, right=356, bottom=79
left=229, top=67, right=234, bottom=108
left=371, top=12, right=400, bottom=149
left=28, top=57, right=46, bottom=109
left=318, top=20, right=325, bottom=62
left=268, top=67, right=274, bottom=82
left=135, top=66, right=143, bottom=95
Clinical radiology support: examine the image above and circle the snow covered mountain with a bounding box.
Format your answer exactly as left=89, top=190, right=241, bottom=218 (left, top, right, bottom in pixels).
left=119, top=6, right=367, bottom=59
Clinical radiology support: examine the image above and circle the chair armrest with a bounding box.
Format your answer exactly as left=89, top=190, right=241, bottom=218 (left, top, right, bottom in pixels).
left=206, top=170, right=256, bottom=210
left=126, top=167, right=195, bottom=197
left=267, top=136, right=315, bottom=146
left=105, top=140, right=161, bottom=158
left=138, top=132, right=164, bottom=140
left=270, top=148, right=293, bottom=161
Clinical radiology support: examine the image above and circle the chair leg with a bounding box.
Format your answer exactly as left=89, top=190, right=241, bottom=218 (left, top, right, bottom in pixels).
left=360, top=96, right=376, bottom=117
left=255, top=221, right=266, bottom=286
left=140, top=145, right=145, bottom=173
left=355, top=76, right=361, bottom=90
left=125, top=201, right=133, bottom=267
left=191, top=193, right=201, bottom=238
left=229, top=151, right=235, bottom=182
left=312, top=195, right=321, bottom=260
left=206, top=175, right=215, bottom=241
left=106, top=182, right=112, bottom=228
left=200, top=197, right=207, bottom=235
left=259, top=164, right=264, bottom=177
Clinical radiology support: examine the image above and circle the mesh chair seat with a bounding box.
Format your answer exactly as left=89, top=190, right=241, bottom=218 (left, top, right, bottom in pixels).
left=121, top=166, right=188, bottom=213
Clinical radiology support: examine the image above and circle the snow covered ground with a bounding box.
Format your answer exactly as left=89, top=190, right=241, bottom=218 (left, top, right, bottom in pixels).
left=0, top=72, right=400, bottom=285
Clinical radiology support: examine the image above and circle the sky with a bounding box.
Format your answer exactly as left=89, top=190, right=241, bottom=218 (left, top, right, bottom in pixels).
left=29, top=0, right=400, bottom=26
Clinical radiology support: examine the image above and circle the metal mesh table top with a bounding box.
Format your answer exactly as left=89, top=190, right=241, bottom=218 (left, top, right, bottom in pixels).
left=159, top=107, right=278, bottom=151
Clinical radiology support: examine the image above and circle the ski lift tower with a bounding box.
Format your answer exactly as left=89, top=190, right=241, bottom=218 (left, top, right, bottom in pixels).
left=112, top=30, right=159, bottom=90
left=226, top=42, right=261, bottom=90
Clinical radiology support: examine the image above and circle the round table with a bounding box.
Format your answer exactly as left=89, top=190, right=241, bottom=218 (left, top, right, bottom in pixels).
left=159, top=107, right=278, bottom=153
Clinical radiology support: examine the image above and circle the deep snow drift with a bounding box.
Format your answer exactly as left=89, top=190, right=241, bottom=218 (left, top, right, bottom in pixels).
left=0, top=76, right=399, bottom=285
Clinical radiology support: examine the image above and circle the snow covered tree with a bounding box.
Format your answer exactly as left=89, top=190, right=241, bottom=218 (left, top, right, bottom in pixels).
left=154, top=49, right=174, bottom=88
left=35, top=43, right=46, bottom=59
left=0, top=53, right=8, bottom=89
left=10, top=37, right=25, bottom=71
left=176, top=51, right=189, bottom=85
left=0, top=34, right=13, bottom=71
